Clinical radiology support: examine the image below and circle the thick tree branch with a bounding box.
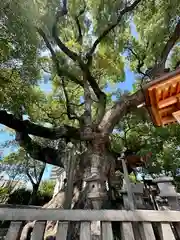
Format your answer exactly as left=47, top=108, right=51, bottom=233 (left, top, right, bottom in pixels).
left=83, top=78, right=92, bottom=127
left=46, top=3, right=106, bottom=121
left=160, top=20, right=180, bottom=65
left=26, top=169, right=35, bottom=186
left=61, top=77, right=81, bottom=121
left=39, top=11, right=104, bottom=113
left=37, top=163, right=46, bottom=186
left=52, top=25, right=80, bottom=63
left=100, top=20, right=180, bottom=133
left=83, top=69, right=107, bottom=124
left=127, top=47, right=147, bottom=77
left=52, top=7, right=83, bottom=65
left=16, top=132, right=64, bottom=167
left=37, top=28, right=83, bottom=87
left=75, top=4, right=86, bottom=45
left=0, top=110, right=88, bottom=140
left=99, top=68, right=180, bottom=133
left=147, top=20, right=180, bottom=78
left=32, top=159, right=38, bottom=183
left=75, top=17, right=82, bottom=45
left=86, top=0, right=141, bottom=62
left=14, top=111, right=65, bottom=167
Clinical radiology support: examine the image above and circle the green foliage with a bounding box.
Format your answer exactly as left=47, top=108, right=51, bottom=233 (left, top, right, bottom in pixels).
left=0, top=0, right=131, bottom=126
left=127, top=0, right=180, bottom=72
left=7, top=188, right=52, bottom=206
left=0, top=187, right=9, bottom=195
left=129, top=173, right=140, bottom=183
left=0, top=0, right=180, bottom=185
left=0, top=0, right=179, bottom=126
left=39, top=180, right=55, bottom=197
left=114, top=107, right=180, bottom=179
left=0, top=186, right=9, bottom=203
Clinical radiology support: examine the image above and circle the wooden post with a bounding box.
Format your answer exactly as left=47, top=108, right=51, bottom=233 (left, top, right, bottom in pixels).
left=121, top=158, right=135, bottom=210
left=63, top=146, right=77, bottom=209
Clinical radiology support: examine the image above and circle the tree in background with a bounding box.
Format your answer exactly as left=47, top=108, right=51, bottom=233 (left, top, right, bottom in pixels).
left=0, top=0, right=180, bottom=238
left=1, top=148, right=46, bottom=204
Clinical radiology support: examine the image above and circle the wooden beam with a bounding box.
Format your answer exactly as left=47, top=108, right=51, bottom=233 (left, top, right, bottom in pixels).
left=161, top=116, right=176, bottom=125
left=80, top=222, right=91, bottom=240
left=147, top=72, right=180, bottom=91
left=121, top=222, right=135, bottom=240
left=140, top=222, right=156, bottom=240
left=121, top=158, right=135, bottom=210
left=151, top=106, right=162, bottom=126
left=1, top=209, right=180, bottom=222
left=159, top=106, right=177, bottom=116
left=101, top=222, right=113, bottom=240
left=172, top=110, right=180, bottom=124
left=157, top=95, right=180, bottom=109
left=6, top=221, right=23, bottom=240
left=56, top=222, right=68, bottom=240
left=31, top=221, right=46, bottom=240
left=158, top=223, right=175, bottom=240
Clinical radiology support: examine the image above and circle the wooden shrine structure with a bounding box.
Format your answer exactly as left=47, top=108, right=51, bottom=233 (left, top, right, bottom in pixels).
left=145, top=68, right=180, bottom=126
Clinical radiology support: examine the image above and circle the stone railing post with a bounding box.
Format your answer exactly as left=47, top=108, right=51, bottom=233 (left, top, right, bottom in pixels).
left=153, top=176, right=180, bottom=210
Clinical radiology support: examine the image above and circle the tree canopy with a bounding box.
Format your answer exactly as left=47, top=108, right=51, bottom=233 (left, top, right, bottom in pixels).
left=0, top=0, right=180, bottom=178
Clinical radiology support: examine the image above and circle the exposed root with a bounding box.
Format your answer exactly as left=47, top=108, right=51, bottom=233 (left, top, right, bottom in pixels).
left=19, top=190, right=65, bottom=240
left=19, top=186, right=81, bottom=240
left=20, top=221, right=36, bottom=240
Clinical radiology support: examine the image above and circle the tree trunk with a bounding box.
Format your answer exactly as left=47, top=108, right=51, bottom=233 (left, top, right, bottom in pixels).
left=20, top=136, right=122, bottom=239
left=27, top=163, right=46, bottom=205
left=28, top=184, right=39, bottom=205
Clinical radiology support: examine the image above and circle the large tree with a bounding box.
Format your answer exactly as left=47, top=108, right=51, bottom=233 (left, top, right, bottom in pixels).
left=0, top=0, right=180, bottom=237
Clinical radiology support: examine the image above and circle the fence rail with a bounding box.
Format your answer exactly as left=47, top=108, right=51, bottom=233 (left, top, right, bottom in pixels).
left=1, top=208, right=180, bottom=239
left=0, top=208, right=180, bottom=221
left=0, top=204, right=41, bottom=209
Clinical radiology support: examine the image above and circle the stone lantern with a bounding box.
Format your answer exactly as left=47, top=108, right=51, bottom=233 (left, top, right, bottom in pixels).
left=84, top=154, right=107, bottom=240
left=84, top=154, right=107, bottom=209
left=85, top=174, right=107, bottom=209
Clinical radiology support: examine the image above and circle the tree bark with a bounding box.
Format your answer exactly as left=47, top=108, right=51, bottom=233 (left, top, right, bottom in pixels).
left=28, top=183, right=39, bottom=205
left=28, top=166, right=46, bottom=205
